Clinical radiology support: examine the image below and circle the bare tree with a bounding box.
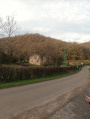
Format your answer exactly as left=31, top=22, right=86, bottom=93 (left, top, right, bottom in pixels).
left=0, top=16, right=18, bottom=37
left=0, top=16, right=20, bottom=64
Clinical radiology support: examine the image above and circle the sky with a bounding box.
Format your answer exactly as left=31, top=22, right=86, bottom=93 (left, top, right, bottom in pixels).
left=0, top=0, right=90, bottom=43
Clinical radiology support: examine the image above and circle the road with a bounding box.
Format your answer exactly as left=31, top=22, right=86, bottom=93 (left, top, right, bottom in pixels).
left=0, top=66, right=89, bottom=119
left=47, top=77, right=90, bottom=119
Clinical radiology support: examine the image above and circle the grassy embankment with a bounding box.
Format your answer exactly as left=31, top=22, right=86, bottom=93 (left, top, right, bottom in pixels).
left=0, top=69, right=79, bottom=89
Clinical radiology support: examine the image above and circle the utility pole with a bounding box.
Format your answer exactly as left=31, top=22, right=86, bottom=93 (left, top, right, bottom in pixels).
left=81, top=54, right=83, bottom=66
left=81, top=54, right=82, bottom=63
left=64, top=47, right=66, bottom=66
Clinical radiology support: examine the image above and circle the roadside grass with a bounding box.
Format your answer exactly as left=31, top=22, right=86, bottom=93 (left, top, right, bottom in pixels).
left=0, top=70, right=79, bottom=89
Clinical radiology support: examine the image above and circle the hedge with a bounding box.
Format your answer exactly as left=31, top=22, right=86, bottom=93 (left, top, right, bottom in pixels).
left=0, top=66, right=77, bottom=82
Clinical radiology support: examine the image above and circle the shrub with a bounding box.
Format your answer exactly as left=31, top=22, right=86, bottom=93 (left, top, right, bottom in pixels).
left=0, top=65, right=77, bottom=82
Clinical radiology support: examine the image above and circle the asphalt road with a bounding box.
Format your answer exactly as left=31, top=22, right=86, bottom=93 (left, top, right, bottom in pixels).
left=47, top=78, right=90, bottom=119
left=0, top=66, right=89, bottom=119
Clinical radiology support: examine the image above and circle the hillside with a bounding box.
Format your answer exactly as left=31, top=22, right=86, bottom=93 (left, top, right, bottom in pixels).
left=0, top=34, right=65, bottom=60
left=0, top=34, right=90, bottom=65
left=81, top=42, right=90, bottom=49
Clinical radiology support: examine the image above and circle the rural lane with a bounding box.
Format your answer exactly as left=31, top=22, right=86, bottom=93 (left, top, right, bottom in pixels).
left=0, top=66, right=90, bottom=119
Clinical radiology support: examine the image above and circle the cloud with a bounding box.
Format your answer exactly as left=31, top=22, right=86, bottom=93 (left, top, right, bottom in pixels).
left=51, top=32, right=90, bottom=43
left=0, top=0, right=90, bottom=43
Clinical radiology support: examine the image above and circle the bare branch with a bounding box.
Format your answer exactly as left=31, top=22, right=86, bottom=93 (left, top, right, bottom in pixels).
left=0, top=16, right=19, bottom=37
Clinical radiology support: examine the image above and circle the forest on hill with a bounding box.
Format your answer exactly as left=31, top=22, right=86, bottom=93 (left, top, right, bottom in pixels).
left=0, top=33, right=90, bottom=65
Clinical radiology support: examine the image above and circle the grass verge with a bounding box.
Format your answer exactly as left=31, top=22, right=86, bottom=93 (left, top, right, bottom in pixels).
left=0, top=70, right=79, bottom=89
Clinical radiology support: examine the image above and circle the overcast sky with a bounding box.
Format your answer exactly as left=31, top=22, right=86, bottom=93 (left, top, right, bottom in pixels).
left=0, top=0, right=90, bottom=43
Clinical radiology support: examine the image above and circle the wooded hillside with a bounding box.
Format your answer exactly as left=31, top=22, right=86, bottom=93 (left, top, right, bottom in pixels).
left=0, top=33, right=90, bottom=65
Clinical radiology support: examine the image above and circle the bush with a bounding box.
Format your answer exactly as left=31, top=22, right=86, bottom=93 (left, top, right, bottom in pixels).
left=0, top=52, right=18, bottom=64
left=0, top=66, right=77, bottom=82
